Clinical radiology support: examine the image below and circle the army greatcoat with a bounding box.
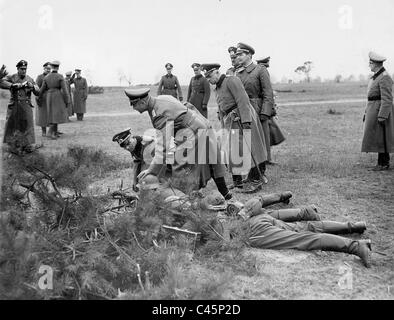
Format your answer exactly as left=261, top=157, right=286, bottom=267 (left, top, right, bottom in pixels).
left=157, top=74, right=183, bottom=100
left=71, top=76, right=88, bottom=113
left=35, top=73, right=49, bottom=127
left=39, top=71, right=70, bottom=124
left=214, top=74, right=267, bottom=175
left=362, top=68, right=394, bottom=153
left=236, top=62, right=275, bottom=160
left=187, top=74, right=211, bottom=118
left=0, top=74, right=39, bottom=145
left=145, top=95, right=226, bottom=191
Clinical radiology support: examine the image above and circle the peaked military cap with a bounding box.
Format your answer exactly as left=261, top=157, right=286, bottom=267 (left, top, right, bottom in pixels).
left=369, top=51, right=386, bottom=63
left=236, top=42, right=255, bottom=55
left=75, top=68, right=82, bottom=72
left=16, top=60, right=28, bottom=68
left=256, top=56, right=270, bottom=64
left=43, top=62, right=51, bottom=67
left=50, top=60, right=61, bottom=66
left=228, top=46, right=237, bottom=54
left=65, top=71, right=72, bottom=76
left=191, top=63, right=201, bottom=68
left=124, top=88, right=150, bottom=102
left=165, top=63, right=173, bottom=69
left=201, top=64, right=221, bottom=77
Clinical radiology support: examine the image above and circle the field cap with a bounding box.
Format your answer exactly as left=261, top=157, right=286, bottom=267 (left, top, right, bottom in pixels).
left=201, top=63, right=221, bottom=77
left=125, top=88, right=150, bottom=103
left=50, top=60, right=61, bottom=66
left=236, top=42, right=255, bottom=55
left=369, top=51, right=386, bottom=63
left=16, top=60, right=28, bottom=68
left=256, top=56, right=270, bottom=64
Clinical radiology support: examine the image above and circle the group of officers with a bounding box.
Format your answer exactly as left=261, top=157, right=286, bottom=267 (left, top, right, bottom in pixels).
left=120, top=44, right=393, bottom=268
left=152, top=42, right=285, bottom=194
left=1, top=42, right=392, bottom=268
left=0, top=60, right=88, bottom=151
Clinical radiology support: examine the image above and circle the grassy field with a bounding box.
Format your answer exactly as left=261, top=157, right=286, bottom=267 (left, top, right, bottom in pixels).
left=1, top=81, right=393, bottom=299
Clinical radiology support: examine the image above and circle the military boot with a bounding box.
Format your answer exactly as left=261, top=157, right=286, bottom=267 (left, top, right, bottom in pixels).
left=273, top=206, right=321, bottom=222
left=350, top=222, right=367, bottom=234
left=348, top=239, right=372, bottom=268
left=260, top=191, right=293, bottom=208
left=320, top=221, right=367, bottom=235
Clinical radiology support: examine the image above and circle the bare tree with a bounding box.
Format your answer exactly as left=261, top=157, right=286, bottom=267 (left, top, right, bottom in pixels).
left=117, top=69, right=132, bottom=87
left=294, top=61, right=313, bottom=82
left=334, top=74, right=343, bottom=83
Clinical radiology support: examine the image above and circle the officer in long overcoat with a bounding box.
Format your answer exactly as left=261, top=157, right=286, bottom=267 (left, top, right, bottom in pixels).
left=201, top=64, right=268, bottom=192
left=38, top=61, right=70, bottom=139
left=70, top=69, right=88, bottom=121
left=235, top=43, right=275, bottom=166
left=0, top=60, right=41, bottom=153
left=362, top=51, right=394, bottom=171
left=187, top=63, right=211, bottom=118
left=256, top=56, right=285, bottom=154
left=35, top=62, right=51, bottom=136
left=157, top=63, right=183, bottom=101
left=124, top=88, right=232, bottom=200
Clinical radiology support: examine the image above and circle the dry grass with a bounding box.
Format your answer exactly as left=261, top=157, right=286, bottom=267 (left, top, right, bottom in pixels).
left=1, top=82, right=393, bottom=300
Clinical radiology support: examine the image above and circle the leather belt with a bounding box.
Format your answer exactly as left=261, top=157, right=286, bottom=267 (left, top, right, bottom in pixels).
left=368, top=96, right=381, bottom=101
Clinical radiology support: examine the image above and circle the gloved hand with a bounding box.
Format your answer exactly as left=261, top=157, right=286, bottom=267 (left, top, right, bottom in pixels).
left=202, top=104, right=207, bottom=110
left=260, top=114, right=269, bottom=121
left=26, top=81, right=34, bottom=88
left=378, top=117, right=386, bottom=125
left=179, top=96, right=183, bottom=102
left=242, top=122, right=252, bottom=130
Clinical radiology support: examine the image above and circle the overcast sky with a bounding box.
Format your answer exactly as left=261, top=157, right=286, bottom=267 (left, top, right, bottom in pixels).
left=1, top=0, right=393, bottom=85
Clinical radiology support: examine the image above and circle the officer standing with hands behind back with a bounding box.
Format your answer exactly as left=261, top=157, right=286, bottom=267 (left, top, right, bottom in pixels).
left=362, top=51, right=394, bottom=171
left=157, top=63, right=183, bottom=101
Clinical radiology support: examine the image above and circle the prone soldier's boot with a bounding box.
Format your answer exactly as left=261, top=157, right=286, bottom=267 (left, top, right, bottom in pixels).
left=271, top=206, right=321, bottom=222
left=260, top=191, right=293, bottom=208
left=318, top=221, right=367, bottom=235
left=348, top=239, right=372, bottom=268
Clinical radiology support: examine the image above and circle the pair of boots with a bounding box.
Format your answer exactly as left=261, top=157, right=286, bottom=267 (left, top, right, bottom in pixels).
left=371, top=153, right=390, bottom=171
left=47, top=124, right=60, bottom=140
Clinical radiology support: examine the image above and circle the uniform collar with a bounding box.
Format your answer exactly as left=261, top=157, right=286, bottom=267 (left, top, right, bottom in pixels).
left=194, top=74, right=202, bottom=79
left=216, top=74, right=226, bottom=89
left=51, top=70, right=58, bottom=73
left=372, top=67, right=385, bottom=80
left=166, top=74, right=173, bottom=78
left=245, top=61, right=257, bottom=73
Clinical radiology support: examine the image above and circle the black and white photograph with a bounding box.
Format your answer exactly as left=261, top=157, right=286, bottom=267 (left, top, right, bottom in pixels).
left=0, top=0, right=393, bottom=306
